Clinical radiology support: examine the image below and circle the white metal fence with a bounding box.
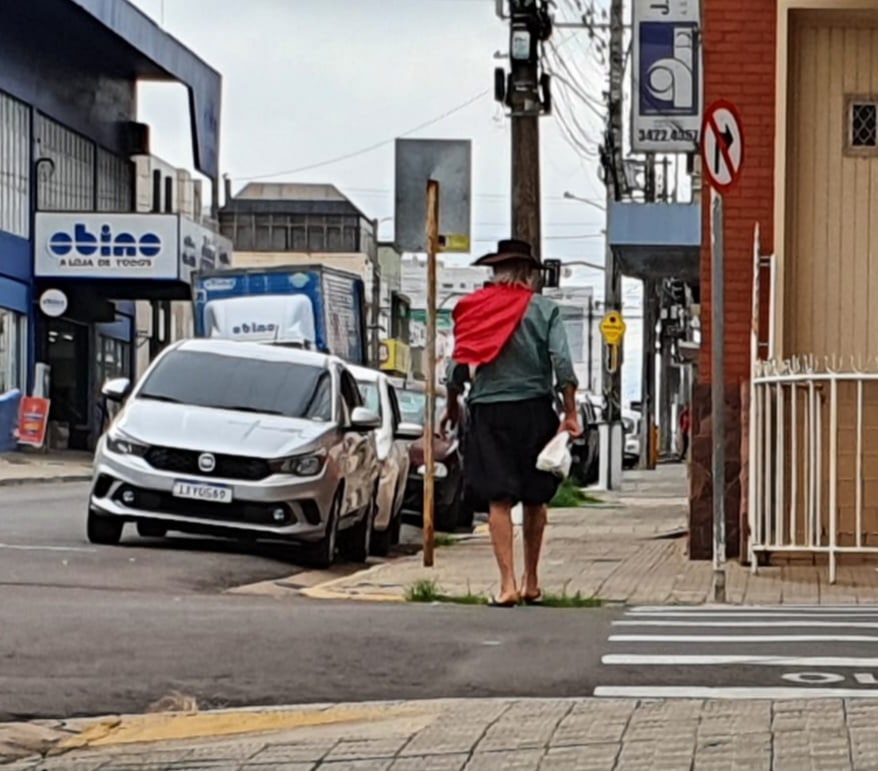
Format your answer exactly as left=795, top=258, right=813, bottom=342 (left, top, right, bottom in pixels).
left=749, top=357, right=878, bottom=583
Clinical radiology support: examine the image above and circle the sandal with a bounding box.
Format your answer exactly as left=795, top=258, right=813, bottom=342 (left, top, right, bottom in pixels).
left=489, top=595, right=518, bottom=608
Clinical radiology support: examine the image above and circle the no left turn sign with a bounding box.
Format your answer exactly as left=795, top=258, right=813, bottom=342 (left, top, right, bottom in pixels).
left=701, top=100, right=744, bottom=193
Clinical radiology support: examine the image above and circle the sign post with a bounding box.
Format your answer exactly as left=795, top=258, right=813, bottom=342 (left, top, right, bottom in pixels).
left=423, top=180, right=440, bottom=568
left=598, top=310, right=626, bottom=491
left=701, top=99, right=744, bottom=603
left=394, top=139, right=472, bottom=567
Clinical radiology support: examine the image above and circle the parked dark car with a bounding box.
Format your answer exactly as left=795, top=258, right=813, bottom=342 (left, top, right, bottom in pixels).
left=394, top=381, right=473, bottom=532
left=570, top=397, right=600, bottom=484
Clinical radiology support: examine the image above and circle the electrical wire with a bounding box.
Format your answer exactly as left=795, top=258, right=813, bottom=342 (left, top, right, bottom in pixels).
left=234, top=89, right=491, bottom=182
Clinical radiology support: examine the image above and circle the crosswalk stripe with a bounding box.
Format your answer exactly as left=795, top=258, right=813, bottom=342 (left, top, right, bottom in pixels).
left=629, top=605, right=878, bottom=613
left=613, top=620, right=878, bottom=628
left=625, top=611, right=878, bottom=619
left=594, top=686, right=878, bottom=699
left=595, top=606, right=878, bottom=700
left=602, top=654, right=878, bottom=666
left=610, top=634, right=878, bottom=643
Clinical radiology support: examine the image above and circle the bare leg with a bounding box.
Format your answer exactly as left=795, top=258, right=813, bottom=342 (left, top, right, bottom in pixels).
left=488, top=501, right=518, bottom=603
left=521, top=503, right=547, bottom=599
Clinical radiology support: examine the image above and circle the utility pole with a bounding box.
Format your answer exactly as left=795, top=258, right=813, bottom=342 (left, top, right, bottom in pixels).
left=599, top=0, right=625, bottom=489
left=639, top=154, right=658, bottom=470
left=640, top=280, right=658, bottom=469
left=369, top=218, right=382, bottom=368
left=495, top=0, right=552, bottom=256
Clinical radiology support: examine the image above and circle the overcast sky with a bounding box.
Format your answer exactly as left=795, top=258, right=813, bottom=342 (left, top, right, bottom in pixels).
left=129, top=0, right=646, bottom=400
left=129, top=0, right=626, bottom=284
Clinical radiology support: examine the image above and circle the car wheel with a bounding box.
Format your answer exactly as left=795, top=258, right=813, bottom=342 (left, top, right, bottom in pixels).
left=136, top=521, right=167, bottom=539
left=304, top=494, right=340, bottom=569
left=343, top=494, right=374, bottom=564
left=87, top=508, right=124, bottom=545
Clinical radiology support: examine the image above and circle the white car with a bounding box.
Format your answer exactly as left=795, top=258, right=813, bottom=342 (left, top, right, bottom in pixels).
left=350, top=365, right=420, bottom=555
left=89, top=340, right=382, bottom=568
left=623, top=409, right=642, bottom=469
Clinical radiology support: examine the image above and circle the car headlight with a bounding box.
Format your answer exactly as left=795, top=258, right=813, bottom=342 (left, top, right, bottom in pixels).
left=417, top=463, right=448, bottom=479
left=270, top=450, right=326, bottom=477
left=106, top=432, right=149, bottom=457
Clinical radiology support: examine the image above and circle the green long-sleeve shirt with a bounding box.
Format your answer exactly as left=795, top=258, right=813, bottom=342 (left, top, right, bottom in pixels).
left=445, top=293, right=578, bottom=404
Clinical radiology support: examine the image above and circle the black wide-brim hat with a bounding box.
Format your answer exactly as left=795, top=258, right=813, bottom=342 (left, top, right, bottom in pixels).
left=473, top=238, right=541, bottom=268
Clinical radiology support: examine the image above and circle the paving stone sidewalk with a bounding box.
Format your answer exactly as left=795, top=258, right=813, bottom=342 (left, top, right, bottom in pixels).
left=0, top=451, right=92, bottom=486
left=304, top=465, right=878, bottom=606
left=4, top=697, right=878, bottom=770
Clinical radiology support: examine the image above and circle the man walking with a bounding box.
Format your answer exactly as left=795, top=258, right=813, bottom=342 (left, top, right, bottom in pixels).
left=442, top=239, right=581, bottom=607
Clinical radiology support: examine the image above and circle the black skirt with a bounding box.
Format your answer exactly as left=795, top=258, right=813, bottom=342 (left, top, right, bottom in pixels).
left=463, top=396, right=561, bottom=508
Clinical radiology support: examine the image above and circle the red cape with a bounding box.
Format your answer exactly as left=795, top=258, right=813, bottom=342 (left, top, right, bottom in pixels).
left=451, top=285, right=534, bottom=366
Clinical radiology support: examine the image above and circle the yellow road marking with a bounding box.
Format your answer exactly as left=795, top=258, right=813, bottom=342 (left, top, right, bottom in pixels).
left=60, top=704, right=420, bottom=750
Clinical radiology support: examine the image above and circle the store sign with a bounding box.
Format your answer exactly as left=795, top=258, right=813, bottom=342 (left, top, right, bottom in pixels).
left=38, top=289, right=68, bottom=318
left=631, top=0, right=703, bottom=153
left=35, top=213, right=179, bottom=279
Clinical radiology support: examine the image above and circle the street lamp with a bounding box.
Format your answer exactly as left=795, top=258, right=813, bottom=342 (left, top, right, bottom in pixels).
left=563, top=190, right=606, bottom=213
left=562, top=259, right=606, bottom=272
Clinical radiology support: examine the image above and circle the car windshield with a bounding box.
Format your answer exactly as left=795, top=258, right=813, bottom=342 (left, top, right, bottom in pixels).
left=398, top=389, right=446, bottom=425
left=137, top=349, right=333, bottom=421
left=357, top=381, right=382, bottom=418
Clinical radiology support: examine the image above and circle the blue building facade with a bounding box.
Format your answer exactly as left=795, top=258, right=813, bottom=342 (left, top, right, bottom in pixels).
left=0, top=0, right=222, bottom=450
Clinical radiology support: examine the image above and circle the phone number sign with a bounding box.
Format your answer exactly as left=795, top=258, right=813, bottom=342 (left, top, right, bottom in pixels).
left=631, top=0, right=703, bottom=153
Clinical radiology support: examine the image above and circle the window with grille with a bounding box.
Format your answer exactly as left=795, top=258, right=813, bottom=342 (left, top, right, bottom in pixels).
left=96, top=148, right=133, bottom=212
left=0, top=91, right=31, bottom=237
left=846, top=97, right=878, bottom=155
left=35, top=115, right=95, bottom=211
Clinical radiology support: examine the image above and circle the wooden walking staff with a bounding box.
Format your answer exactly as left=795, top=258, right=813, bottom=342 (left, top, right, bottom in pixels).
left=423, top=179, right=440, bottom=567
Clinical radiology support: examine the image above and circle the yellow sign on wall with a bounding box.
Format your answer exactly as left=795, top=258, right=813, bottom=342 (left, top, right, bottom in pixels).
left=379, top=339, right=412, bottom=375
left=600, top=311, right=627, bottom=346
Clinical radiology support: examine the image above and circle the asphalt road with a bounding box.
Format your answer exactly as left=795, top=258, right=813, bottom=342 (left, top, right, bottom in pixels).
left=7, top=483, right=874, bottom=721
left=0, top=482, right=617, bottom=720
left=0, top=483, right=311, bottom=594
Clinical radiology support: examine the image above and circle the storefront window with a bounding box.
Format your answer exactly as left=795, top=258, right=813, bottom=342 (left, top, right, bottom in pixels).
left=0, top=310, right=22, bottom=394
left=96, top=335, right=130, bottom=383
left=95, top=335, right=131, bottom=435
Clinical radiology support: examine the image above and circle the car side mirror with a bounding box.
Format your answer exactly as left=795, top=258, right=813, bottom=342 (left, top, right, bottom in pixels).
left=395, top=422, right=423, bottom=440
left=102, top=377, right=131, bottom=403
left=349, top=406, right=381, bottom=432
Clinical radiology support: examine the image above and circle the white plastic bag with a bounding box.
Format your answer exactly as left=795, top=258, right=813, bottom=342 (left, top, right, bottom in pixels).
left=536, top=431, right=572, bottom=478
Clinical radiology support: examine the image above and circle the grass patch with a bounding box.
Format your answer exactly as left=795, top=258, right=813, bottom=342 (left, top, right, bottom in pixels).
left=549, top=478, right=602, bottom=508
left=433, top=533, right=457, bottom=547
left=405, top=578, right=488, bottom=605
left=406, top=578, right=441, bottom=602
left=404, top=578, right=601, bottom=608
left=538, top=590, right=603, bottom=608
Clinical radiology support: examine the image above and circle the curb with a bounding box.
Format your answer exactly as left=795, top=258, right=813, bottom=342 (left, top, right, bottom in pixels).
left=0, top=473, right=92, bottom=488
left=299, top=561, right=407, bottom=602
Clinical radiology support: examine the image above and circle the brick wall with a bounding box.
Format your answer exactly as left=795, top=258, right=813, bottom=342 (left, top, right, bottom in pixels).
left=690, top=0, right=777, bottom=559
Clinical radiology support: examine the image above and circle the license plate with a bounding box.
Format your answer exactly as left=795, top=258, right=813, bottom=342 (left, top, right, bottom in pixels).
left=172, top=480, right=233, bottom=504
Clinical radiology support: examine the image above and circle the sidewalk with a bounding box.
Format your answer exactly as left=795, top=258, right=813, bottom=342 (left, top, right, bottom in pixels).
left=2, top=697, right=874, bottom=769
left=0, top=451, right=93, bottom=487
left=301, top=465, right=878, bottom=606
